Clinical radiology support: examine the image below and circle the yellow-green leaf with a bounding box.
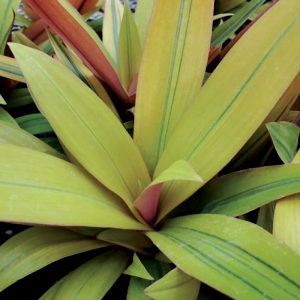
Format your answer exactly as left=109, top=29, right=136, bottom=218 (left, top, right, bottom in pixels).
left=40, top=250, right=129, bottom=300
left=134, top=160, right=202, bottom=224
left=103, top=0, right=124, bottom=65
left=124, top=253, right=154, bottom=280
left=0, top=55, right=25, bottom=82
left=0, top=0, right=21, bottom=54
left=0, top=120, right=62, bottom=158
left=12, top=31, right=40, bottom=49
left=273, top=194, right=300, bottom=255
left=273, top=149, right=300, bottom=255
left=134, top=0, right=154, bottom=49
left=10, top=43, right=151, bottom=216
left=0, top=107, right=18, bottom=127
left=154, top=0, right=300, bottom=222
left=267, top=121, right=300, bottom=163
left=193, top=164, right=300, bottom=216
left=0, top=226, right=108, bottom=291
left=118, top=1, right=142, bottom=91
left=147, top=214, right=300, bottom=300
left=97, top=229, right=153, bottom=254
left=144, top=268, right=200, bottom=300
left=134, top=0, right=213, bottom=174
left=48, top=32, right=119, bottom=117
left=0, top=144, right=146, bottom=230
left=0, top=94, right=6, bottom=105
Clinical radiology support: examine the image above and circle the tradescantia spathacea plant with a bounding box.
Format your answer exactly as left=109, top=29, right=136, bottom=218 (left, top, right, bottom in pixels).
left=1, top=0, right=300, bottom=299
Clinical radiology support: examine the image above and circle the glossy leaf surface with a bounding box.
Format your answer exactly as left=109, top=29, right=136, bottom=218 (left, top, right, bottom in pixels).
left=147, top=214, right=300, bottom=300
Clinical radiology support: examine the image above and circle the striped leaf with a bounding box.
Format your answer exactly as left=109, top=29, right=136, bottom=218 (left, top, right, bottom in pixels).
left=0, top=226, right=108, bottom=291
left=0, top=144, right=146, bottom=230
left=0, top=0, right=21, bottom=54
left=10, top=44, right=151, bottom=217
left=144, top=268, right=200, bottom=300
left=147, top=214, right=300, bottom=300
left=154, top=0, right=300, bottom=222
left=134, top=0, right=213, bottom=174
left=267, top=121, right=300, bottom=163
left=48, top=32, right=119, bottom=117
left=118, top=1, right=142, bottom=92
left=195, top=164, right=300, bottom=216
left=0, top=55, right=25, bottom=82
left=25, top=0, right=128, bottom=101
left=211, top=0, right=265, bottom=48
left=103, top=0, right=124, bottom=65
left=16, top=113, right=53, bottom=135
left=6, top=88, right=33, bottom=108
left=40, top=250, right=129, bottom=300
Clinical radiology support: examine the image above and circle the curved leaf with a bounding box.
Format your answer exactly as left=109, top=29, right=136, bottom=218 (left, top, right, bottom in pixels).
left=124, top=253, right=154, bottom=280
left=0, top=0, right=20, bottom=54
left=0, top=226, right=108, bottom=291
left=0, top=120, right=61, bottom=158
left=147, top=214, right=300, bottom=300
left=134, top=0, right=213, bottom=174
left=267, top=121, right=300, bottom=163
left=197, top=164, right=300, bottom=216
left=0, top=55, right=25, bottom=82
left=155, top=0, right=300, bottom=222
left=10, top=43, right=151, bottom=216
left=0, top=144, right=146, bottom=230
left=40, top=250, right=129, bottom=300
left=97, top=229, right=153, bottom=254
left=25, top=0, right=128, bottom=101
left=144, top=268, right=200, bottom=300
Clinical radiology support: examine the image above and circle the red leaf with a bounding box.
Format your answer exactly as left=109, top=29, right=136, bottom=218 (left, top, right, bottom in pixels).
left=25, top=0, right=128, bottom=102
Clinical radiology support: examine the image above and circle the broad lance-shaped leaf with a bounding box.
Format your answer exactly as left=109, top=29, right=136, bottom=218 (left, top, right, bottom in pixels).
left=103, top=0, right=124, bottom=65
left=124, top=253, right=154, bottom=280
left=25, top=0, right=128, bottom=101
left=267, top=121, right=300, bottom=163
left=118, top=1, right=142, bottom=92
left=10, top=43, right=151, bottom=217
left=135, top=0, right=154, bottom=49
left=0, top=120, right=62, bottom=158
left=144, top=268, right=200, bottom=300
left=0, top=144, right=147, bottom=230
left=97, top=229, right=153, bottom=254
left=211, top=0, right=265, bottom=48
left=40, top=250, right=129, bottom=300
left=0, top=0, right=21, bottom=54
left=134, top=160, right=202, bottom=225
left=0, top=227, right=108, bottom=291
left=12, top=31, right=40, bottom=50
left=0, top=55, right=25, bottom=82
left=154, top=0, right=300, bottom=222
left=193, top=164, right=300, bottom=216
left=147, top=215, right=300, bottom=300
left=48, top=31, right=119, bottom=117
left=273, top=148, right=300, bottom=255
left=134, top=0, right=213, bottom=174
